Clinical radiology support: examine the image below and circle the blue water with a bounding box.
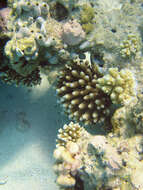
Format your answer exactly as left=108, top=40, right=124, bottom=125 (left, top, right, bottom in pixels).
left=0, top=83, right=68, bottom=190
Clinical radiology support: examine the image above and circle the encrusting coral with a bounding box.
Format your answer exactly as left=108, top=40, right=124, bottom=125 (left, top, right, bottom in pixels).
left=54, top=121, right=143, bottom=190
left=56, top=57, right=112, bottom=125
left=97, top=67, right=136, bottom=105
left=111, top=96, right=143, bottom=136
left=53, top=143, right=80, bottom=189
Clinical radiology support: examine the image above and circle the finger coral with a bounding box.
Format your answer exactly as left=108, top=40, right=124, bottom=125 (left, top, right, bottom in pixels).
left=120, top=34, right=141, bottom=58
left=97, top=67, right=136, bottom=105
left=56, top=121, right=83, bottom=147
left=56, top=58, right=112, bottom=125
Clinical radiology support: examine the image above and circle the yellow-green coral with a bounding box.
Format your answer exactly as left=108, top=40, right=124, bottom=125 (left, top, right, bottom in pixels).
left=16, top=37, right=37, bottom=56
left=80, top=4, right=95, bottom=33
left=5, top=36, right=37, bottom=63
left=56, top=122, right=83, bottom=147
left=97, top=68, right=136, bottom=105
left=80, top=4, right=94, bottom=23
left=7, top=0, right=15, bottom=7
left=120, top=34, right=140, bottom=58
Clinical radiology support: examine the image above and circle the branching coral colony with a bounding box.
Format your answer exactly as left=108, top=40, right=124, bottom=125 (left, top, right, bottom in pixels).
left=1, top=0, right=143, bottom=189
left=97, top=68, right=136, bottom=105
left=56, top=58, right=112, bottom=125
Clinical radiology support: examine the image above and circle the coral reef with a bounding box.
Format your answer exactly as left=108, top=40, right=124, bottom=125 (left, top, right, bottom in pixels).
left=56, top=57, right=112, bottom=125
left=4, top=0, right=63, bottom=72
left=97, top=67, right=136, bottom=105
left=1, top=0, right=88, bottom=86
left=81, top=0, right=143, bottom=73
left=1, top=0, right=143, bottom=189
left=1, top=0, right=143, bottom=90
left=53, top=121, right=143, bottom=190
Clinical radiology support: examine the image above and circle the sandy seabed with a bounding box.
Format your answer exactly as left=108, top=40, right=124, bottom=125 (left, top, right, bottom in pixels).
left=0, top=82, right=68, bottom=190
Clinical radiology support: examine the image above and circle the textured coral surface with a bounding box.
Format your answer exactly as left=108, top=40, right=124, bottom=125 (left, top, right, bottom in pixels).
left=56, top=58, right=111, bottom=125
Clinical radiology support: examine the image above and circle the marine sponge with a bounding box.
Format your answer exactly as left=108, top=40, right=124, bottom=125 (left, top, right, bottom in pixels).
left=56, top=121, right=83, bottom=147
left=97, top=68, right=136, bottom=105
left=56, top=58, right=111, bottom=125
left=5, top=36, right=38, bottom=64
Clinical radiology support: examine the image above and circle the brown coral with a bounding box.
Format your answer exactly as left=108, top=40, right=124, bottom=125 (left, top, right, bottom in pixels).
left=0, top=66, right=41, bottom=87
left=56, top=58, right=112, bottom=125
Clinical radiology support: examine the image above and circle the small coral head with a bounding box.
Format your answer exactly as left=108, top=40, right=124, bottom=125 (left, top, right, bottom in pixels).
left=56, top=122, right=83, bottom=147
